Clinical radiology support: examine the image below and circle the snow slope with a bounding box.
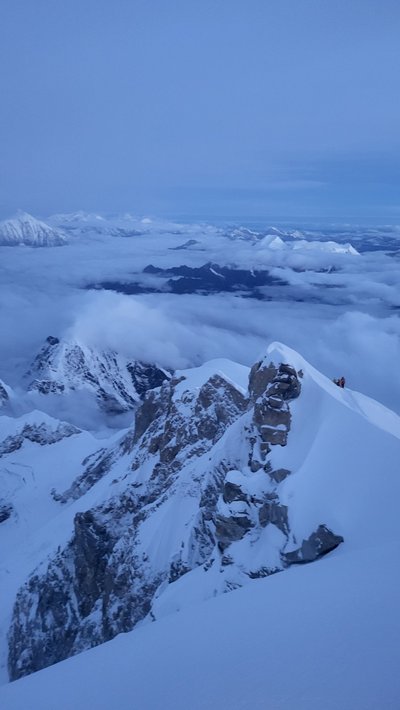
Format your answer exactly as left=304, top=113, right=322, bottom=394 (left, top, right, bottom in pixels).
left=0, top=542, right=399, bottom=710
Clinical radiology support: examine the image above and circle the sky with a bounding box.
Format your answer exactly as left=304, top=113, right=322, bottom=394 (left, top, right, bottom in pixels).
left=1, top=0, right=400, bottom=223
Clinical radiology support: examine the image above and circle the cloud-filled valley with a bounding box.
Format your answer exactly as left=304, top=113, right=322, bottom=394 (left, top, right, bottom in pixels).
left=0, top=212, right=399, bottom=415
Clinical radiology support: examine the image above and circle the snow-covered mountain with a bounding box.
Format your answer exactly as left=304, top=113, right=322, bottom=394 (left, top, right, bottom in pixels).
left=1, top=342, right=399, bottom=688
left=0, top=212, right=67, bottom=247
left=25, top=336, right=171, bottom=414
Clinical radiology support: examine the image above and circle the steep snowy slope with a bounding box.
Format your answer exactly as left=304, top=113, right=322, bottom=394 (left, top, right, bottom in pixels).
left=1, top=344, right=399, bottom=686
left=0, top=213, right=67, bottom=247
left=1, top=541, right=399, bottom=710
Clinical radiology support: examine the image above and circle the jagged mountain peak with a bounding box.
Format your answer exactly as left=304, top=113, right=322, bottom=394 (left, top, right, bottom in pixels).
left=3, top=343, right=400, bottom=682
left=0, top=212, right=68, bottom=247
left=25, top=335, right=172, bottom=414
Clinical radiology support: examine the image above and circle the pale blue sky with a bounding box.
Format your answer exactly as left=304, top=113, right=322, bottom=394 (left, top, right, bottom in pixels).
left=1, top=0, right=399, bottom=223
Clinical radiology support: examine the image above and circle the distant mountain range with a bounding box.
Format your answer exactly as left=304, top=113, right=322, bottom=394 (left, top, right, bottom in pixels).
left=0, top=212, right=67, bottom=247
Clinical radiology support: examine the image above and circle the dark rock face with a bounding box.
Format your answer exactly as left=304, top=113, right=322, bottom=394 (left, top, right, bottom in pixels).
left=8, top=371, right=248, bottom=680
left=0, top=422, right=79, bottom=457
left=215, top=513, right=253, bottom=548
left=248, top=361, right=301, bottom=475
left=127, top=361, right=171, bottom=398
left=8, top=498, right=163, bottom=681
left=269, top=468, right=291, bottom=483
left=258, top=496, right=289, bottom=535
left=248, top=362, right=277, bottom=400
left=223, top=481, right=249, bottom=504
left=249, top=361, right=301, bottom=404
left=6, top=355, right=344, bottom=683
left=0, top=501, right=13, bottom=523
left=0, top=381, right=9, bottom=407
left=89, top=263, right=288, bottom=300
left=46, top=335, right=60, bottom=346
left=283, top=525, right=344, bottom=564
left=31, top=380, right=65, bottom=395
left=132, top=373, right=248, bottom=471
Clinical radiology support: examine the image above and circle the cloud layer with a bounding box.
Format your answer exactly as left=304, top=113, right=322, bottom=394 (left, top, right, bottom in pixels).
left=1, top=220, right=399, bottom=415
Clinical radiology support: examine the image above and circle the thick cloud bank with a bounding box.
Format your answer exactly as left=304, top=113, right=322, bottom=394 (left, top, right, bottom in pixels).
left=0, top=214, right=399, bottom=414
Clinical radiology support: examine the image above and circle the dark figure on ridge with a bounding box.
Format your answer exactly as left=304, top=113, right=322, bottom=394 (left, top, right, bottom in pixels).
left=333, top=376, right=346, bottom=388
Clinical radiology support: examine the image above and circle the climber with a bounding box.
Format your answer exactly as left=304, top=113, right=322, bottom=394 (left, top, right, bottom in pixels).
left=333, top=377, right=345, bottom=388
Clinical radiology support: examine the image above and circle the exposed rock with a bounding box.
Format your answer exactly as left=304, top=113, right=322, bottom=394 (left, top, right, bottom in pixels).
left=7, top=370, right=248, bottom=680
left=222, top=481, right=249, bottom=504
left=7, top=353, right=346, bottom=685
left=269, top=468, right=291, bottom=483
left=258, top=496, right=289, bottom=534
left=0, top=421, right=79, bottom=457
left=0, top=501, right=13, bottom=523
left=8, top=499, right=163, bottom=680
left=215, top=514, right=253, bottom=548
left=0, top=380, right=10, bottom=407
left=259, top=425, right=289, bottom=447
left=283, top=525, right=344, bottom=565
left=132, top=373, right=247, bottom=471
left=46, top=335, right=60, bottom=346
left=249, top=361, right=277, bottom=400
left=249, top=361, right=301, bottom=403
left=127, top=361, right=172, bottom=398
left=73, top=511, right=115, bottom=617
left=249, top=362, right=301, bottom=461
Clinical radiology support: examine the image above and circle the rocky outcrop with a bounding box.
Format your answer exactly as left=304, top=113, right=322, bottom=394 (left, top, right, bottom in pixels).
left=131, top=373, right=248, bottom=473
left=127, top=361, right=172, bottom=398
left=258, top=495, right=289, bottom=535
left=283, top=525, right=344, bottom=564
left=248, top=361, right=301, bottom=473
left=0, top=501, right=13, bottom=523
left=0, top=421, right=79, bottom=457
left=7, top=355, right=344, bottom=682
left=215, top=513, right=253, bottom=549
left=8, top=497, right=163, bottom=680
left=8, top=369, right=248, bottom=679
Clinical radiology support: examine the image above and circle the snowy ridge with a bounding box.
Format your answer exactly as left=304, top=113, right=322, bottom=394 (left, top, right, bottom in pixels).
left=1, top=343, right=399, bottom=687
left=0, top=212, right=67, bottom=247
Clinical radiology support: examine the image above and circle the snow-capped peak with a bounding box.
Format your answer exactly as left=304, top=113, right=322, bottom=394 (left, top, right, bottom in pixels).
left=25, top=335, right=171, bottom=415
left=0, top=212, right=67, bottom=247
